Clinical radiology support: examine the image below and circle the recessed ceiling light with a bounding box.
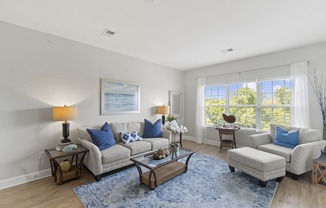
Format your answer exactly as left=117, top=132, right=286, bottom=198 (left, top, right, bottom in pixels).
left=102, top=28, right=116, bottom=37
left=221, top=48, right=234, bottom=53
left=145, top=0, right=157, bottom=3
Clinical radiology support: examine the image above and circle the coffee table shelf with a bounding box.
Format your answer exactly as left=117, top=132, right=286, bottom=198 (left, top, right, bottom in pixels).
left=131, top=148, right=195, bottom=190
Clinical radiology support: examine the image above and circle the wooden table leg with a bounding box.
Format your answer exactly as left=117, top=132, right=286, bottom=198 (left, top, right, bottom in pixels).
left=219, top=133, right=222, bottom=153
left=233, top=132, right=236, bottom=149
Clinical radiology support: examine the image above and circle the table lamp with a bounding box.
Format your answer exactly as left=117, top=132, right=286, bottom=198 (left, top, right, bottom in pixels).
left=52, top=105, right=77, bottom=144
left=156, top=105, right=170, bottom=125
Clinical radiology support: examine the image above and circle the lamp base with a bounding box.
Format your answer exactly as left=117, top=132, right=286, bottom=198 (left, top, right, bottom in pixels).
left=60, top=138, right=72, bottom=146
left=161, top=115, right=166, bottom=125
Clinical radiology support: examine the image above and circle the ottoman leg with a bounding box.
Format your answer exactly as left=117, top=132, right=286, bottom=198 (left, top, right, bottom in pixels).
left=276, top=176, right=284, bottom=183
left=259, top=180, right=267, bottom=187
left=229, top=165, right=235, bottom=172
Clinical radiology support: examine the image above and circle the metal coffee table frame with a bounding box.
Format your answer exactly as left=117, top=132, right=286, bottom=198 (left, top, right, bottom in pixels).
left=130, top=148, right=195, bottom=190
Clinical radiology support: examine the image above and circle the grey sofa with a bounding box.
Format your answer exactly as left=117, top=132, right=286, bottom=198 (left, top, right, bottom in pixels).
left=77, top=121, right=171, bottom=181
left=248, top=124, right=326, bottom=178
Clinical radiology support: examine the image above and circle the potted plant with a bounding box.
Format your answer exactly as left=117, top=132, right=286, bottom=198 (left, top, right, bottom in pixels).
left=167, top=115, right=177, bottom=122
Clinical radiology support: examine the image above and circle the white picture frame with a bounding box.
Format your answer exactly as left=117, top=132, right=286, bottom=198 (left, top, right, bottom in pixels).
left=101, top=78, right=140, bottom=115
left=169, top=91, right=183, bottom=118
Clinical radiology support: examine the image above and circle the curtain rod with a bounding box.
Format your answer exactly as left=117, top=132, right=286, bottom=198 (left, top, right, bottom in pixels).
left=196, top=61, right=310, bottom=79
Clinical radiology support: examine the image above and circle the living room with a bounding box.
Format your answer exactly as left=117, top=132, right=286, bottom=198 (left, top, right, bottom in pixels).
left=1, top=1, right=326, bottom=208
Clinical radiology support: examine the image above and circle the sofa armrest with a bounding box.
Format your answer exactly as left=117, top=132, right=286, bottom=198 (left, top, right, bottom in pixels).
left=78, top=138, right=103, bottom=176
left=248, top=133, right=273, bottom=149
left=162, top=129, right=172, bottom=143
left=290, top=140, right=326, bottom=175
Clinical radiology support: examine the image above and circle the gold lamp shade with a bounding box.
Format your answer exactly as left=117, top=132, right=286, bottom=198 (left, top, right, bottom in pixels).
left=156, top=105, right=170, bottom=115
left=157, top=105, right=170, bottom=125
left=52, top=105, right=77, bottom=121
left=52, top=105, right=77, bottom=144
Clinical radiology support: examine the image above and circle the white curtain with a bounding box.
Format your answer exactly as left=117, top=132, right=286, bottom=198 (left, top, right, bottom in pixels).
left=195, top=77, right=206, bottom=144
left=290, top=62, right=311, bottom=128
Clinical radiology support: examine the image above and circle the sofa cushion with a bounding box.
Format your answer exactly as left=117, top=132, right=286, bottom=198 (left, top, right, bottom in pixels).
left=101, top=144, right=130, bottom=164
left=139, top=122, right=145, bottom=136
left=258, top=143, right=293, bottom=162
left=298, top=128, right=321, bottom=144
left=273, top=126, right=299, bottom=148
left=110, top=122, right=140, bottom=142
left=143, top=138, right=169, bottom=150
left=120, top=141, right=152, bottom=155
left=270, top=124, right=321, bottom=144
left=77, top=127, right=93, bottom=142
left=142, top=119, right=162, bottom=138
left=87, top=123, right=116, bottom=151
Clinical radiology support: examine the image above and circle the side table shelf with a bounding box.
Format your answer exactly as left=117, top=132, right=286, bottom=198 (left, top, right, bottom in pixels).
left=45, top=144, right=89, bottom=185
left=312, top=154, right=326, bottom=188
left=215, top=127, right=240, bottom=153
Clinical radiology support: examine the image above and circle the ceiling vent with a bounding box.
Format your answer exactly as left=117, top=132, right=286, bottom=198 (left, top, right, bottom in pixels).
left=221, top=48, right=234, bottom=53
left=102, top=29, right=116, bottom=37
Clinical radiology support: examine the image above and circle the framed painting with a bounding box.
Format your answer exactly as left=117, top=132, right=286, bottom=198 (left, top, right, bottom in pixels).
left=169, top=91, right=183, bottom=118
left=101, top=78, right=140, bottom=115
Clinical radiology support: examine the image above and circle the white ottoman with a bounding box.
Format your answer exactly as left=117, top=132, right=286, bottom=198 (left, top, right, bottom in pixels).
left=227, top=147, right=286, bottom=187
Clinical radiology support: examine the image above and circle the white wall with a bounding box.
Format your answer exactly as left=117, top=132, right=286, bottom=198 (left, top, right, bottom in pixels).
left=0, top=21, right=183, bottom=186
left=184, top=42, right=326, bottom=143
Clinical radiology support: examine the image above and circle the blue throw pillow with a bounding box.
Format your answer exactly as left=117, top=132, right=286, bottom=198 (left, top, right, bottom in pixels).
left=100, top=122, right=110, bottom=131
left=87, top=123, right=116, bottom=151
left=142, top=119, right=162, bottom=138
left=273, top=126, right=299, bottom=149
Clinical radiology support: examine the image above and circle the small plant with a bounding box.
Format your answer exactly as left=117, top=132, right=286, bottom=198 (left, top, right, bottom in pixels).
left=167, top=115, right=176, bottom=122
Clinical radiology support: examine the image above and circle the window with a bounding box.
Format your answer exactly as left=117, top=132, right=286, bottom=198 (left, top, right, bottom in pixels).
left=204, top=78, right=293, bottom=130
left=229, top=82, right=257, bottom=128
left=260, top=79, right=293, bottom=130
left=204, top=86, right=226, bottom=126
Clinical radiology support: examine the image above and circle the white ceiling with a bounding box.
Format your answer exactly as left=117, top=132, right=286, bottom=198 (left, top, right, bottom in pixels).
left=1, top=0, right=326, bottom=70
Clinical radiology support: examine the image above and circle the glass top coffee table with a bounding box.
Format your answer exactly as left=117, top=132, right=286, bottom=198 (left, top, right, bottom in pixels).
left=130, top=148, right=195, bottom=190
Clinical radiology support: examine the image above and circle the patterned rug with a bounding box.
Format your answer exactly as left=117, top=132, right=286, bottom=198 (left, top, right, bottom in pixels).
left=74, top=153, right=277, bottom=208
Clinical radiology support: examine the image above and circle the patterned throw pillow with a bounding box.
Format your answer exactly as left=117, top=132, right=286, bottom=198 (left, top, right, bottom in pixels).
left=120, top=131, right=143, bottom=144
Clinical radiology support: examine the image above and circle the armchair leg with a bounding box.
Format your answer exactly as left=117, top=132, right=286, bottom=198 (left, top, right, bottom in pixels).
left=291, top=173, right=300, bottom=180
left=259, top=180, right=267, bottom=187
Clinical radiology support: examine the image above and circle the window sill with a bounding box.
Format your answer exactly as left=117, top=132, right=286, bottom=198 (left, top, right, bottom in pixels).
left=205, top=126, right=267, bottom=134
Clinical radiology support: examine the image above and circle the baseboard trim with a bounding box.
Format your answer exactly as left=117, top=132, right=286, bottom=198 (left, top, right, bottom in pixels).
left=206, top=140, right=219, bottom=146
left=183, top=135, right=195, bottom=142
left=0, top=169, right=51, bottom=190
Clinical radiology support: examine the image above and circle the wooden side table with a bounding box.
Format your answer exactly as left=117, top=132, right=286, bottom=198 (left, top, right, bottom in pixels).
left=45, top=144, right=88, bottom=185
left=312, top=153, right=326, bottom=187
left=215, top=126, right=240, bottom=152
left=172, top=132, right=183, bottom=147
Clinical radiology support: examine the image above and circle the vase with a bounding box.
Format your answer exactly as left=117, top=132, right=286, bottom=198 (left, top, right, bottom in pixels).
left=172, top=132, right=179, bottom=143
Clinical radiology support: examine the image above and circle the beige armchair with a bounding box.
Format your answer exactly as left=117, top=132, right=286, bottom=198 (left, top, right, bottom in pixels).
left=248, top=124, right=326, bottom=179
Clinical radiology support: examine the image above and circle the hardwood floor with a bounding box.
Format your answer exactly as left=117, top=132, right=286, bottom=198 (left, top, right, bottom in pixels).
left=1, top=140, right=325, bottom=208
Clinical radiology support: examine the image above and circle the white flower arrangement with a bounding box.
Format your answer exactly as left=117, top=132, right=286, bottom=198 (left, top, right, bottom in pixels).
left=163, top=120, right=188, bottom=134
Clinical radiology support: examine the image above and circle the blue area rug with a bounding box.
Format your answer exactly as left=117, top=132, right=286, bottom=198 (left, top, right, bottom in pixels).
left=74, top=153, right=277, bottom=208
